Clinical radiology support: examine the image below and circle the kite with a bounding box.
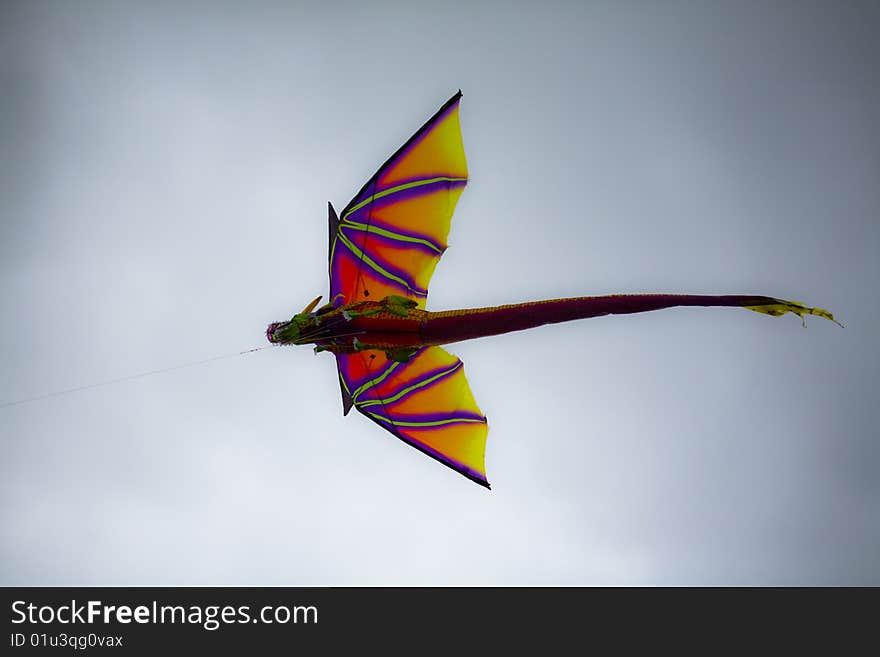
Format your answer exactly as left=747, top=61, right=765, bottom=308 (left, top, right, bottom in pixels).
left=266, top=91, right=838, bottom=488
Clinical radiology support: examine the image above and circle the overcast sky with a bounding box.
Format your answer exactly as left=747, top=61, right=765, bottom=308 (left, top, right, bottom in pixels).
left=1, top=0, right=877, bottom=585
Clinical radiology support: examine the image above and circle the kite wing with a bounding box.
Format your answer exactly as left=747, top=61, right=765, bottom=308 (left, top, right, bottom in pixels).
left=335, top=347, right=489, bottom=488
left=328, top=91, right=468, bottom=308
left=328, top=92, right=485, bottom=486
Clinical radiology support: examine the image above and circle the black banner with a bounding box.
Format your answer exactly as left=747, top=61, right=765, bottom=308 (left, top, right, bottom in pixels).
left=1, top=587, right=872, bottom=653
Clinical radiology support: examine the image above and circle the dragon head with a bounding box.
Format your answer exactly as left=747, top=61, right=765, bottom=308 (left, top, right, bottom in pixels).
left=266, top=295, right=324, bottom=345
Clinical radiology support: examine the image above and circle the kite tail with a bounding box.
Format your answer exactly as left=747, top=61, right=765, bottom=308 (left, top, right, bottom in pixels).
left=420, top=294, right=840, bottom=344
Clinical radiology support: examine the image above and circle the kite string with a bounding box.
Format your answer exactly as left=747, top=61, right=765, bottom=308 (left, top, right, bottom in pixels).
left=0, top=345, right=277, bottom=410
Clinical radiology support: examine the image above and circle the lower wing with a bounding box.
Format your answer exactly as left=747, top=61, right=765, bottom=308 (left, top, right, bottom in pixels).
left=335, top=346, right=489, bottom=487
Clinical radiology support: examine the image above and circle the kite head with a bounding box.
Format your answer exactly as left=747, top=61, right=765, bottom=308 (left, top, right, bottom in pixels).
left=265, top=296, right=325, bottom=345
left=265, top=315, right=313, bottom=344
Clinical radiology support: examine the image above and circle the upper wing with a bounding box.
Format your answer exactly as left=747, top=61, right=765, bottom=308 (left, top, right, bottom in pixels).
left=329, top=91, right=468, bottom=309
left=335, top=346, right=489, bottom=488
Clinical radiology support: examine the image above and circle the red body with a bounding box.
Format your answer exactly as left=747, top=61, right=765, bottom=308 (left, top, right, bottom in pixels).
left=317, top=294, right=782, bottom=352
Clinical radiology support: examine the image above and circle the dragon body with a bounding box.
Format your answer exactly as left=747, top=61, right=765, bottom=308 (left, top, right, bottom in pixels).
left=270, top=293, right=834, bottom=357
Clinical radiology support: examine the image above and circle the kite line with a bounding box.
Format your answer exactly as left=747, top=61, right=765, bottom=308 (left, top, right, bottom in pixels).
left=0, top=345, right=275, bottom=410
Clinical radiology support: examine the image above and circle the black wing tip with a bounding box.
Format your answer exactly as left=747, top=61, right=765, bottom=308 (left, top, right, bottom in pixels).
left=444, top=90, right=463, bottom=109
left=328, top=201, right=341, bottom=270
left=338, top=374, right=354, bottom=416
left=461, top=471, right=491, bottom=489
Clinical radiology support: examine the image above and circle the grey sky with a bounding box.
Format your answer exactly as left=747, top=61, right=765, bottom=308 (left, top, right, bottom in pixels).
left=1, top=0, right=877, bottom=585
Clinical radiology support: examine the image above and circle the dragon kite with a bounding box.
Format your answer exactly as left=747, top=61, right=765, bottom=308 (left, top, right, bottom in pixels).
left=267, top=91, right=837, bottom=488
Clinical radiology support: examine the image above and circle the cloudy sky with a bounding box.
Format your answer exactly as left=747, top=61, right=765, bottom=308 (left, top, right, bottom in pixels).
left=1, top=1, right=877, bottom=585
